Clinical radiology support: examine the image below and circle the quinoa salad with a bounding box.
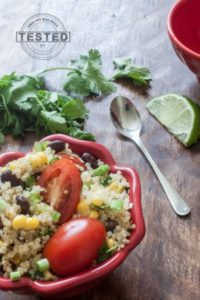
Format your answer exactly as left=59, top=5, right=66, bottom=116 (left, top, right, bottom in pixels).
left=0, top=140, right=135, bottom=281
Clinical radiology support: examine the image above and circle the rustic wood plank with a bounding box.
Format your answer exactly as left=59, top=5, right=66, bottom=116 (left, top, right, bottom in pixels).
left=0, top=0, right=200, bottom=299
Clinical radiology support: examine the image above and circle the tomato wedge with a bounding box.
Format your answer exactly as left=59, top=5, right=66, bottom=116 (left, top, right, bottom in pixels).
left=38, top=158, right=82, bottom=224
left=58, top=153, right=86, bottom=170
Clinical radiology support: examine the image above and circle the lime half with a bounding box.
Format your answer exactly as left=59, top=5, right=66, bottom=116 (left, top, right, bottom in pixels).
left=146, top=94, right=200, bottom=146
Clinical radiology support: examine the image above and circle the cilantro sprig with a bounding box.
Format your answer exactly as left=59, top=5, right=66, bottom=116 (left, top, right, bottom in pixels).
left=39, top=49, right=116, bottom=97
left=112, top=57, right=151, bottom=88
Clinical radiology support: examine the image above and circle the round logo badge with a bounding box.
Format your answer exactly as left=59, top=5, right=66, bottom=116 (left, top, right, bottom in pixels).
left=16, top=13, right=70, bottom=60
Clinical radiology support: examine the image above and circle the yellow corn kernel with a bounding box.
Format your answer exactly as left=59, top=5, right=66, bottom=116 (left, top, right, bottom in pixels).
left=25, top=217, right=39, bottom=230
left=9, top=163, right=16, bottom=170
left=12, top=215, right=27, bottom=230
left=108, top=183, right=124, bottom=193
left=77, top=201, right=90, bottom=216
left=0, top=239, right=4, bottom=247
left=106, top=238, right=115, bottom=249
left=89, top=210, right=99, bottom=219
left=91, top=198, right=104, bottom=207
left=29, top=152, right=48, bottom=168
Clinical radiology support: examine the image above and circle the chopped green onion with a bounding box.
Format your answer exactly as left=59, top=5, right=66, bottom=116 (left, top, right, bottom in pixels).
left=91, top=203, right=109, bottom=210
left=110, top=199, right=123, bottom=211
left=52, top=211, right=61, bottom=222
left=29, top=192, right=41, bottom=203
left=49, top=157, right=59, bottom=164
left=10, top=271, right=21, bottom=281
left=93, top=164, right=110, bottom=176
left=36, top=258, right=50, bottom=272
left=107, top=245, right=118, bottom=253
left=34, top=203, right=49, bottom=214
left=0, top=198, right=6, bottom=212
left=83, top=180, right=92, bottom=188
left=33, top=141, right=49, bottom=152
left=25, top=176, right=36, bottom=187
left=100, top=175, right=112, bottom=186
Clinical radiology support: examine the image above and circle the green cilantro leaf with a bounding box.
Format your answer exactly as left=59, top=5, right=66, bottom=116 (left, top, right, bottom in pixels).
left=64, top=73, right=91, bottom=97
left=71, top=49, right=102, bottom=69
left=40, top=111, right=67, bottom=132
left=100, top=175, right=112, bottom=186
left=112, top=57, right=151, bottom=88
left=97, top=242, right=113, bottom=263
left=68, top=127, right=95, bottom=141
left=64, top=49, right=116, bottom=97
left=0, top=72, right=17, bottom=88
left=25, top=176, right=36, bottom=187
left=62, top=98, right=88, bottom=119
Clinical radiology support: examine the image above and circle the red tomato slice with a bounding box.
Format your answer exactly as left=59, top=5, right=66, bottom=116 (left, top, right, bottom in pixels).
left=43, top=218, right=106, bottom=276
left=58, top=153, right=86, bottom=170
left=38, top=158, right=82, bottom=224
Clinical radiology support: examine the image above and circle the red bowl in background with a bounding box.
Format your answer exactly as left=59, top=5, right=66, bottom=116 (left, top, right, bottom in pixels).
left=0, top=134, right=145, bottom=298
left=168, top=0, right=200, bottom=79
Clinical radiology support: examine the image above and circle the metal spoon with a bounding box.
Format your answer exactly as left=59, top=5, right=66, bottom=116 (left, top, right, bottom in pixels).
left=110, top=96, right=190, bottom=216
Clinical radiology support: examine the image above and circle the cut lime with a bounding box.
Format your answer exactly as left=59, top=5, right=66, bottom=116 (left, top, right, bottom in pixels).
left=146, top=94, right=200, bottom=146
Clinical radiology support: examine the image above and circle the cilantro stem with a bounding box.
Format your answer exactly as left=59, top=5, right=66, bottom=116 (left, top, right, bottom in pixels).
left=1, top=94, right=12, bottom=126
left=1, top=94, right=9, bottom=114
left=35, top=96, right=46, bottom=111
left=41, top=67, right=78, bottom=73
left=30, top=67, right=81, bottom=77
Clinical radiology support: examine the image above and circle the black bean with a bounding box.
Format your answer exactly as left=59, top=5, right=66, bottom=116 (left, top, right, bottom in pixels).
left=48, top=141, right=65, bottom=153
left=0, top=218, right=3, bottom=230
left=1, top=170, right=25, bottom=188
left=81, top=152, right=98, bottom=169
left=106, top=219, right=118, bottom=232
left=16, top=195, right=30, bottom=214
left=0, top=264, right=4, bottom=275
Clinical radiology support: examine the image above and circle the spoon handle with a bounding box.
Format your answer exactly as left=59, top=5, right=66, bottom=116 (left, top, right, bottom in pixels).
left=133, top=137, right=190, bottom=216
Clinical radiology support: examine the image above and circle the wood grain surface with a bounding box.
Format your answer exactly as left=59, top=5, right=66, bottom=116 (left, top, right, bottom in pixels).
left=0, top=0, right=200, bottom=299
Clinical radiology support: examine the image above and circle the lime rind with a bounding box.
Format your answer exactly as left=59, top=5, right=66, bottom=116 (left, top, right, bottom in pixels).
left=146, top=94, right=200, bottom=146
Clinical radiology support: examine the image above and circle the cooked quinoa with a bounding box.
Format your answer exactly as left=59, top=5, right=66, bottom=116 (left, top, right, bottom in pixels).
left=0, top=141, right=135, bottom=281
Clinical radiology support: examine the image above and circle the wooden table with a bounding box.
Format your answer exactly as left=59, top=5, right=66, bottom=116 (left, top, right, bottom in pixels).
left=0, top=0, right=200, bottom=299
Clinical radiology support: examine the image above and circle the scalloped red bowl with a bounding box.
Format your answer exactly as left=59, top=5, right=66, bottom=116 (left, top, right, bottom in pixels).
left=0, top=134, right=145, bottom=298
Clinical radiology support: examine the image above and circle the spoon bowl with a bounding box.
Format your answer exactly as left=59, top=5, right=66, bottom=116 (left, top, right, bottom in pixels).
left=110, top=96, right=142, bottom=139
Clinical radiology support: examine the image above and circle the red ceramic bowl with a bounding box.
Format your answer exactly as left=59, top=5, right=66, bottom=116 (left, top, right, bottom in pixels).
left=168, top=0, right=200, bottom=79
left=0, top=134, right=145, bottom=298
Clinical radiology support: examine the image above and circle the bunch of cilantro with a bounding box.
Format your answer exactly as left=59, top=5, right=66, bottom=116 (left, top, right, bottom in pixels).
left=0, top=49, right=151, bottom=144
left=0, top=73, right=94, bottom=144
